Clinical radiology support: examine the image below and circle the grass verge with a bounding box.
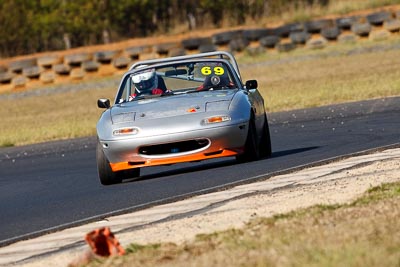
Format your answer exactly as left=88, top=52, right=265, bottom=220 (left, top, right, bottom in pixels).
left=86, top=182, right=400, bottom=267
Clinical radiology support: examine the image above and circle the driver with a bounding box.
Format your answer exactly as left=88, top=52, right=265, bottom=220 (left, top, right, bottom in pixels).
left=129, top=69, right=169, bottom=100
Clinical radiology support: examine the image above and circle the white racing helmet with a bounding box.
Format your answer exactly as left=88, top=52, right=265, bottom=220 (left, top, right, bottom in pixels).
left=131, top=69, right=158, bottom=94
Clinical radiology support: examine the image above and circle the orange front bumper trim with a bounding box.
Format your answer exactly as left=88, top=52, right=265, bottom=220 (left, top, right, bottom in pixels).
left=109, top=149, right=242, bottom=172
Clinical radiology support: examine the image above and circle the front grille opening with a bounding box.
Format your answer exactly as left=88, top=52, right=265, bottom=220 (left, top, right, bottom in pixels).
left=139, top=139, right=209, bottom=156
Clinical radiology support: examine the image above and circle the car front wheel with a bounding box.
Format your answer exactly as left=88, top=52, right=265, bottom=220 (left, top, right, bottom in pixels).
left=96, top=142, right=122, bottom=185
left=236, top=119, right=260, bottom=162
left=259, top=113, right=272, bottom=158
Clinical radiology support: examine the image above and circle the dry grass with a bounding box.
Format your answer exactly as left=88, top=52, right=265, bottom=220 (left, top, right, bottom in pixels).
left=241, top=39, right=400, bottom=112
left=86, top=182, right=400, bottom=267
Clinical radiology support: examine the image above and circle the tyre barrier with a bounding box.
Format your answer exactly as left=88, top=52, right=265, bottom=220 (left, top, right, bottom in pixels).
left=336, top=16, right=359, bottom=30
left=242, top=28, right=274, bottom=41
left=168, top=47, right=186, bottom=57
left=306, top=37, right=328, bottom=49
left=304, top=19, right=334, bottom=33
left=12, top=75, right=28, bottom=88
left=181, top=37, right=212, bottom=50
left=64, top=53, right=91, bottom=67
left=229, top=38, right=250, bottom=52
left=82, top=60, right=100, bottom=72
left=1, top=7, right=400, bottom=90
left=321, top=26, right=341, bottom=40
left=212, top=30, right=242, bottom=45
left=276, top=42, right=296, bottom=52
left=22, top=66, right=42, bottom=79
left=198, top=44, right=217, bottom=53
left=0, top=72, right=14, bottom=84
left=53, top=64, right=71, bottom=75
left=366, top=11, right=392, bottom=26
left=40, top=71, right=56, bottom=84
left=113, top=57, right=130, bottom=69
left=259, top=35, right=280, bottom=48
left=289, top=31, right=311, bottom=44
left=37, top=55, right=61, bottom=69
left=124, top=46, right=151, bottom=60
left=384, top=19, right=400, bottom=32
left=154, top=42, right=180, bottom=56
left=351, top=22, right=372, bottom=37
left=8, top=58, right=37, bottom=74
left=94, top=51, right=117, bottom=64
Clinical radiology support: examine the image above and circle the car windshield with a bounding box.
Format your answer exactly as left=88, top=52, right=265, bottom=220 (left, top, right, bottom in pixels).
left=116, top=61, right=238, bottom=103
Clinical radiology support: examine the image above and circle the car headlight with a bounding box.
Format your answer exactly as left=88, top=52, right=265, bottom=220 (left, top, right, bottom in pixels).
left=206, top=100, right=230, bottom=111
left=113, top=127, right=139, bottom=136
left=202, top=115, right=231, bottom=125
left=112, top=112, right=135, bottom=124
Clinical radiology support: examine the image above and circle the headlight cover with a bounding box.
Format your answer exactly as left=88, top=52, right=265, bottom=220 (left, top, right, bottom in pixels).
left=112, top=112, right=135, bottom=124
left=205, top=100, right=230, bottom=112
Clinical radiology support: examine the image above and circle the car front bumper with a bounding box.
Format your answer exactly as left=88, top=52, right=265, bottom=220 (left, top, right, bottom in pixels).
left=100, top=122, right=248, bottom=171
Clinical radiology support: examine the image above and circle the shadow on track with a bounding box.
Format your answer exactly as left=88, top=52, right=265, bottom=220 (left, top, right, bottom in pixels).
left=124, top=146, right=319, bottom=184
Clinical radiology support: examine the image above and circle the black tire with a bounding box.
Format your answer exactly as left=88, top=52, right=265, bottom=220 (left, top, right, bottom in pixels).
left=336, top=16, right=359, bottom=30
left=229, top=38, right=250, bottom=52
left=304, top=19, right=334, bottom=33
left=168, top=48, right=186, bottom=57
left=82, top=60, right=100, bottom=72
left=259, top=35, right=280, bottom=48
left=181, top=37, right=211, bottom=50
left=276, top=42, right=296, bottom=52
left=22, top=66, right=41, bottom=79
left=384, top=19, right=400, bottom=32
left=112, top=57, right=130, bottom=69
left=243, top=28, right=273, bottom=41
left=53, top=64, right=71, bottom=75
left=321, top=26, right=341, bottom=40
left=259, top=114, right=272, bottom=158
left=236, top=119, right=259, bottom=163
left=96, top=142, right=122, bottom=185
left=289, top=31, right=311, bottom=44
left=366, top=11, right=391, bottom=26
left=212, top=31, right=241, bottom=45
left=124, top=46, right=151, bottom=60
left=64, top=53, right=91, bottom=67
left=8, top=58, right=37, bottom=73
left=37, top=55, right=61, bottom=68
left=0, top=72, right=14, bottom=84
left=154, top=42, right=178, bottom=56
left=94, top=51, right=117, bottom=64
left=199, top=44, right=217, bottom=53
left=351, top=22, right=372, bottom=37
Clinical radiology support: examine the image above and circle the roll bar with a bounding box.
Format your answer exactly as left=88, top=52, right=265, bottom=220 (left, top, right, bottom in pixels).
left=129, top=51, right=241, bottom=78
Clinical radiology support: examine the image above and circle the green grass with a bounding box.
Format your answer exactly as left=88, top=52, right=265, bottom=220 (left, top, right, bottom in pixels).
left=86, top=182, right=400, bottom=267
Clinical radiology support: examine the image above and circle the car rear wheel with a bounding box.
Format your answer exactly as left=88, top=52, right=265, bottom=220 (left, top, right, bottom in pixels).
left=259, top=113, right=272, bottom=158
left=236, top=119, right=260, bottom=162
left=96, top=142, right=122, bottom=185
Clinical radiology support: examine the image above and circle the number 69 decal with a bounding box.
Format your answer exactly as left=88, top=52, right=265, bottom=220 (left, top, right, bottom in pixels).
left=201, top=66, right=225, bottom=76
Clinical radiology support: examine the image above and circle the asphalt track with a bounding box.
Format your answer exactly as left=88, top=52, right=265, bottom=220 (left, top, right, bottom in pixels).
left=0, top=96, right=399, bottom=246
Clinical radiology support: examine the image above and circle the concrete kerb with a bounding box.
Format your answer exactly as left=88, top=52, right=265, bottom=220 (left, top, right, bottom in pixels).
left=0, top=144, right=399, bottom=266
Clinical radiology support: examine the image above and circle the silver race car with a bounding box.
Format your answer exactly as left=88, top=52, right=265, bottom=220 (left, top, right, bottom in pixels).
left=96, top=51, right=271, bottom=185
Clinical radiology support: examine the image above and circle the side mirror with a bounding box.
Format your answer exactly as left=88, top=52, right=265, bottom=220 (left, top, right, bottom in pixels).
left=97, top=98, right=110, bottom=109
left=245, top=80, right=258, bottom=90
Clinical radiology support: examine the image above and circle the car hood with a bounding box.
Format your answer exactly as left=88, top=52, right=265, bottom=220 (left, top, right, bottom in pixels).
left=110, top=90, right=237, bottom=123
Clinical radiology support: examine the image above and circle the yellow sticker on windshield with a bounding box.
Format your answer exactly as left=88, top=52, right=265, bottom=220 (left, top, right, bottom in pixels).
left=201, top=66, right=225, bottom=76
